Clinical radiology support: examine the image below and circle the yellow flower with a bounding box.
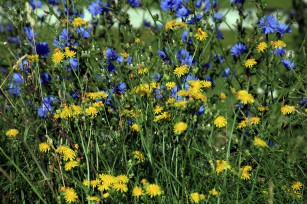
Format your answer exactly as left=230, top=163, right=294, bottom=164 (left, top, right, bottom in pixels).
left=165, top=20, right=176, bottom=31
left=166, top=98, right=175, bottom=104
left=220, top=92, right=227, bottom=100
left=90, top=179, right=100, bottom=187
left=281, top=105, right=295, bottom=115
left=72, top=17, right=84, bottom=27
left=258, top=106, right=269, bottom=112
left=146, top=184, right=162, bottom=198
left=87, top=196, right=101, bottom=202
left=154, top=105, right=163, bottom=114
left=174, top=122, right=188, bottom=134
left=6, top=129, right=19, bottom=137
left=99, top=174, right=116, bottom=185
left=237, top=119, right=248, bottom=129
left=190, top=192, right=200, bottom=203
left=214, top=116, right=227, bottom=128
left=61, top=187, right=78, bottom=203
left=253, top=137, right=267, bottom=148
left=209, top=188, right=219, bottom=196
left=138, top=67, right=149, bottom=74
left=65, top=47, right=76, bottom=58
left=87, top=92, right=108, bottom=100
left=116, top=175, right=129, bottom=184
left=120, top=52, right=129, bottom=58
left=97, top=183, right=110, bottom=191
left=236, top=90, right=255, bottom=104
left=56, top=145, right=76, bottom=161
left=133, top=151, right=145, bottom=162
left=241, top=165, right=252, bottom=180
left=244, top=58, right=257, bottom=68
left=257, top=42, right=268, bottom=53
left=271, top=40, right=286, bottom=48
left=250, top=117, right=260, bottom=125
left=39, top=142, right=51, bottom=153
left=174, top=65, right=188, bottom=77
left=292, top=182, right=303, bottom=191
left=103, top=192, right=109, bottom=199
left=135, top=38, right=141, bottom=43
left=141, top=178, right=147, bottom=185
left=131, top=123, right=140, bottom=132
left=85, top=106, right=98, bottom=117
left=82, top=179, right=89, bottom=186
left=215, top=160, right=230, bottom=174
left=132, top=186, right=143, bottom=198
left=28, top=54, right=39, bottom=62
left=64, top=160, right=79, bottom=171
left=166, top=82, right=176, bottom=90
left=52, top=50, right=65, bottom=63
left=195, top=28, right=208, bottom=41
left=92, top=101, right=104, bottom=108
left=112, top=183, right=128, bottom=193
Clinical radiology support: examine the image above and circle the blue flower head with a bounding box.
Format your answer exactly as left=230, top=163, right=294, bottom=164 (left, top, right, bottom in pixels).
left=128, top=0, right=141, bottom=7
left=197, top=105, right=205, bottom=115
left=230, top=43, right=247, bottom=56
left=160, top=0, right=182, bottom=11
left=24, top=27, right=37, bottom=42
left=36, top=42, right=50, bottom=57
left=176, top=6, right=190, bottom=18
left=281, top=59, right=295, bottom=70
left=276, top=24, right=291, bottom=36
left=106, top=48, right=117, bottom=60
left=12, top=73, right=23, bottom=84
left=230, top=0, right=244, bottom=5
left=143, top=19, right=151, bottom=27
left=258, top=15, right=278, bottom=34
left=38, top=103, right=52, bottom=117
left=181, top=30, right=192, bottom=44
left=8, top=83, right=21, bottom=97
left=115, top=82, right=127, bottom=94
left=88, top=0, right=109, bottom=15
left=176, top=49, right=194, bottom=66
left=152, top=73, right=161, bottom=81
left=40, top=73, right=51, bottom=84
left=76, top=27, right=92, bottom=38
left=48, top=0, right=59, bottom=5
left=29, top=0, right=42, bottom=9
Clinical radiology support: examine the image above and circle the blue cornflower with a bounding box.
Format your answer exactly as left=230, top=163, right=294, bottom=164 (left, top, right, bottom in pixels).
left=176, top=49, right=194, bottom=66
left=258, top=15, right=278, bottom=34
left=40, top=73, right=51, bottom=84
left=160, top=0, right=182, bottom=11
left=36, top=42, right=50, bottom=57
left=230, top=0, right=244, bottom=5
left=48, top=0, right=59, bottom=5
left=69, top=58, right=78, bottom=70
left=213, top=54, right=224, bottom=63
left=8, top=83, right=21, bottom=97
left=88, top=0, right=103, bottom=15
left=143, top=19, right=151, bottom=27
left=274, top=48, right=286, bottom=56
left=29, top=0, right=42, bottom=9
left=197, top=105, right=205, bottom=115
left=181, top=30, right=192, bottom=44
left=105, top=48, right=117, bottom=60
left=24, top=27, right=37, bottom=42
left=230, top=43, right=247, bottom=56
left=76, top=27, right=91, bottom=38
left=128, top=0, right=141, bottom=7
left=117, top=55, right=124, bottom=63
left=158, top=50, right=169, bottom=61
left=281, top=59, right=295, bottom=70
left=222, top=67, right=233, bottom=79
left=216, top=28, right=224, bottom=39
left=53, top=28, right=75, bottom=49
left=152, top=73, right=161, bottom=81
left=213, top=13, right=223, bottom=20
left=301, top=98, right=307, bottom=106
left=127, top=56, right=133, bottom=64
left=38, top=103, right=52, bottom=117
left=12, top=73, right=23, bottom=84
left=19, top=60, right=29, bottom=72
left=115, top=82, right=127, bottom=94
left=276, top=24, right=291, bottom=36
left=176, top=6, right=190, bottom=18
